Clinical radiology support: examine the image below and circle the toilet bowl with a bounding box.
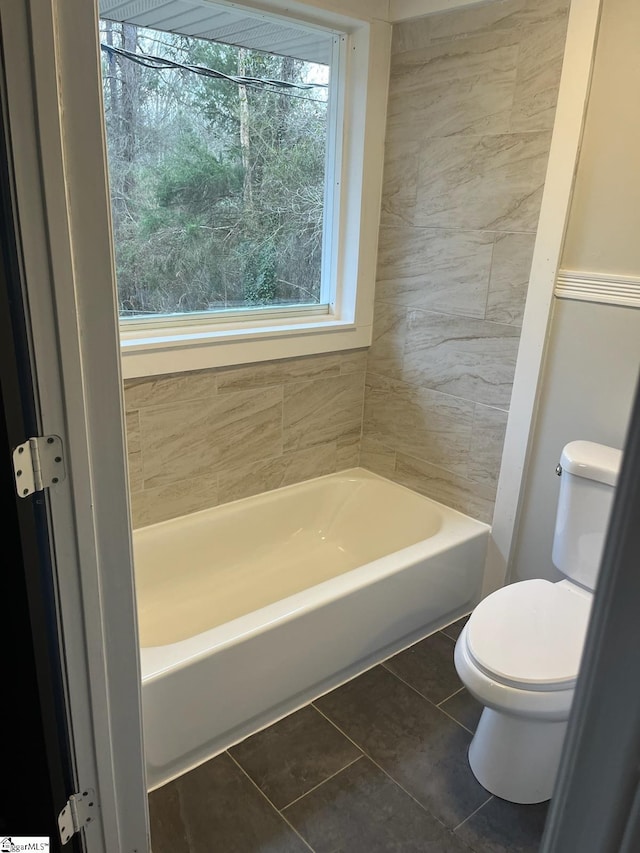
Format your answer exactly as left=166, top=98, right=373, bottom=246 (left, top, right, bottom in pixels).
left=455, top=441, right=622, bottom=804
left=454, top=578, right=591, bottom=803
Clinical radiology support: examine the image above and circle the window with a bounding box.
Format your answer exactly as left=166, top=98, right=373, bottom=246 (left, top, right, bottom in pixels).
left=97, top=1, right=389, bottom=378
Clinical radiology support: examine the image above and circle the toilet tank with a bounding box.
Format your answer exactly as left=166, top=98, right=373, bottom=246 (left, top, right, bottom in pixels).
left=552, top=440, right=622, bottom=590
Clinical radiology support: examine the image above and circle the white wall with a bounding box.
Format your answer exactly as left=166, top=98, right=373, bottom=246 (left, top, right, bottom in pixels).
left=512, top=300, right=640, bottom=582
left=561, top=0, right=640, bottom=275
left=511, top=0, right=640, bottom=583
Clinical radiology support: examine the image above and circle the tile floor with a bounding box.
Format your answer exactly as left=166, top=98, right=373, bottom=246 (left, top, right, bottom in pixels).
left=148, top=616, right=549, bottom=852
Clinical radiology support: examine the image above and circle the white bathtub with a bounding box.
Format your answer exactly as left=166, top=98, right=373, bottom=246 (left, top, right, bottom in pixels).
left=134, top=468, right=489, bottom=790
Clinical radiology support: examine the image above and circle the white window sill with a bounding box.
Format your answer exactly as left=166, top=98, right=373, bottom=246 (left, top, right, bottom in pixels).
left=119, top=316, right=372, bottom=378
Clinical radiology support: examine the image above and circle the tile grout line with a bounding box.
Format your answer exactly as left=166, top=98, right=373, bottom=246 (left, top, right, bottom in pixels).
left=484, top=234, right=498, bottom=321
left=437, top=684, right=466, bottom=706
left=364, top=367, right=511, bottom=411
left=390, top=448, right=501, bottom=504
left=311, top=704, right=455, bottom=836
left=280, top=755, right=364, bottom=811
left=355, top=361, right=367, bottom=469
left=280, top=380, right=285, bottom=458
left=226, top=751, right=316, bottom=853
left=376, top=223, right=539, bottom=236
left=173, top=775, right=197, bottom=853
left=436, top=704, right=478, bottom=737
left=435, top=677, right=481, bottom=735
left=380, top=663, right=474, bottom=735
left=441, top=629, right=461, bottom=642
left=382, top=666, right=476, bottom=734
left=453, top=794, right=494, bottom=833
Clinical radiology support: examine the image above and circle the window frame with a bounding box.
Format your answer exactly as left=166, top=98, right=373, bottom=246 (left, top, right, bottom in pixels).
left=109, top=2, right=390, bottom=379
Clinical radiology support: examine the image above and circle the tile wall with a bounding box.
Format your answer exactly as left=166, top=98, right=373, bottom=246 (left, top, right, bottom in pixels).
left=123, top=0, right=571, bottom=529
left=361, top=0, right=570, bottom=522
left=124, top=350, right=366, bottom=527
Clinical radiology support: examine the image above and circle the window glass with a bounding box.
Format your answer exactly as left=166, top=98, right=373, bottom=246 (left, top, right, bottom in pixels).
left=99, top=15, right=332, bottom=321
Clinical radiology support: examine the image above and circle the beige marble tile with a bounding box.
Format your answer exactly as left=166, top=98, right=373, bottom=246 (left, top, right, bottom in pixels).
left=359, top=434, right=397, bottom=479
left=511, top=15, right=569, bottom=132
left=379, top=138, right=420, bottom=227
left=336, top=427, right=362, bottom=469
left=403, top=310, right=520, bottom=409
left=281, top=441, right=340, bottom=483
left=216, top=353, right=340, bottom=392
left=124, top=370, right=217, bottom=410
left=127, top=450, right=143, bottom=494
left=126, top=409, right=141, bottom=454
left=428, top=0, right=568, bottom=42
left=217, top=443, right=338, bottom=505
left=367, top=301, right=407, bottom=381
left=515, top=0, right=571, bottom=29
left=486, top=232, right=536, bottom=325
left=395, top=452, right=496, bottom=524
left=414, top=132, right=551, bottom=232
left=283, top=373, right=365, bottom=452
left=340, top=349, right=368, bottom=375
left=130, top=474, right=219, bottom=529
left=139, top=386, right=283, bottom=488
left=387, top=33, right=518, bottom=139
left=363, top=372, right=473, bottom=477
left=469, top=404, right=509, bottom=487
left=428, top=0, right=526, bottom=41
left=391, top=16, right=432, bottom=55
left=376, top=227, right=494, bottom=319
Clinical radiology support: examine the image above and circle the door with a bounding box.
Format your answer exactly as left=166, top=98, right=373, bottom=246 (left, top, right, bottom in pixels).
left=0, top=1, right=148, bottom=850
left=0, top=113, right=77, bottom=848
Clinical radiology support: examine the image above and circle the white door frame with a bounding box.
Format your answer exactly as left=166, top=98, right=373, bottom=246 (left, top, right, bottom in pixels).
left=1, top=1, right=148, bottom=850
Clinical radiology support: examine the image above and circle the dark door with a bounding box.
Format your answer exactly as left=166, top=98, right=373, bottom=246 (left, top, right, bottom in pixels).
left=0, top=73, right=80, bottom=852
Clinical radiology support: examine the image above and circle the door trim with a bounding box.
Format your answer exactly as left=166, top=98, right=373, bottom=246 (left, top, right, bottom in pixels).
left=0, top=1, right=149, bottom=849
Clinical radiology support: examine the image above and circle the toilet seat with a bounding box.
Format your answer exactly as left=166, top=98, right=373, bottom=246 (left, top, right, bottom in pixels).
left=465, top=579, right=592, bottom=692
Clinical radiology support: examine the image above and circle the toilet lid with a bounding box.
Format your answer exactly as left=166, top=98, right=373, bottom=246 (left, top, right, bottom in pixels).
left=466, top=579, right=592, bottom=691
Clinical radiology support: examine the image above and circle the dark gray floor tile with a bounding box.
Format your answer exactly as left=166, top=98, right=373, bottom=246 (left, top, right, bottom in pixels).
left=441, top=689, right=484, bottom=733
left=284, top=756, right=472, bottom=853
left=384, top=632, right=462, bottom=704
left=315, top=666, right=490, bottom=829
left=175, top=752, right=309, bottom=853
left=456, top=796, right=549, bottom=853
left=441, top=615, right=470, bottom=642
left=230, top=705, right=362, bottom=809
left=148, top=782, right=190, bottom=853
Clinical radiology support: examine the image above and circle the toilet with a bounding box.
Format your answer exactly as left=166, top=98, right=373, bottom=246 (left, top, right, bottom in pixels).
left=454, top=440, right=622, bottom=804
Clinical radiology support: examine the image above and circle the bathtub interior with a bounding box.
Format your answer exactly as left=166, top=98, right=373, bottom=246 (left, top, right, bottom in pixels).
left=134, top=469, right=448, bottom=647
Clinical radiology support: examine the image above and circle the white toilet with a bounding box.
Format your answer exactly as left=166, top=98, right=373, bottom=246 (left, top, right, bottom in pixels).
left=454, top=440, right=622, bottom=805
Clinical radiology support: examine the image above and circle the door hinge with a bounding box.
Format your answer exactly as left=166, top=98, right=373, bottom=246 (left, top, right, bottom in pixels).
left=12, top=435, right=66, bottom=498
left=58, top=788, right=97, bottom=845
